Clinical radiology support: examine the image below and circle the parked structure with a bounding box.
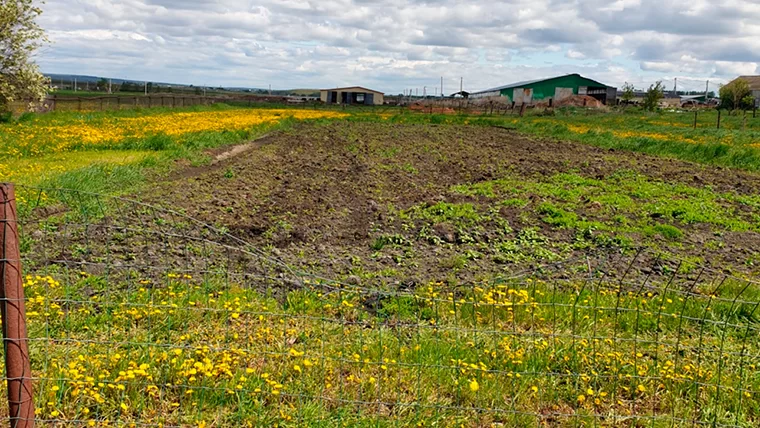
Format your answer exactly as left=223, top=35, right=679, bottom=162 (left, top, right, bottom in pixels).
left=470, top=74, right=617, bottom=105
left=729, top=76, right=760, bottom=108
left=320, top=86, right=384, bottom=105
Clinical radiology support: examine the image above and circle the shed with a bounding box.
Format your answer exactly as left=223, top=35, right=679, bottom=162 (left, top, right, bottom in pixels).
left=470, top=74, right=617, bottom=105
left=320, top=86, right=384, bottom=105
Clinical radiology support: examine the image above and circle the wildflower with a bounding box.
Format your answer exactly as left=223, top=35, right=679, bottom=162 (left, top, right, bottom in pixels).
left=469, top=379, right=479, bottom=392
left=577, top=395, right=586, bottom=404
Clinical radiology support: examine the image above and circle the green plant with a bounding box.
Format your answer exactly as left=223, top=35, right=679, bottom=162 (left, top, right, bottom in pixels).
left=642, top=81, right=664, bottom=111
left=621, top=82, right=635, bottom=104
left=0, top=0, right=50, bottom=113
left=654, top=224, right=683, bottom=241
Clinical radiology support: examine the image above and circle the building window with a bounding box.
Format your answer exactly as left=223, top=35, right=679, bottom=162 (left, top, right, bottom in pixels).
left=357, top=93, right=365, bottom=103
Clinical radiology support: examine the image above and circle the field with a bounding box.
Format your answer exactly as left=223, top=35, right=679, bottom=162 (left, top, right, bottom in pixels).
left=4, top=105, right=760, bottom=426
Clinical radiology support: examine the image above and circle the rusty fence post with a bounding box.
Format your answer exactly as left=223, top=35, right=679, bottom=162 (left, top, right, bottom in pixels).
left=0, top=183, right=34, bottom=428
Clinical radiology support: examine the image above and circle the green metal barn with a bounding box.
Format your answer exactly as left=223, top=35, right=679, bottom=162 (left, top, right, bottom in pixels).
left=471, top=74, right=617, bottom=105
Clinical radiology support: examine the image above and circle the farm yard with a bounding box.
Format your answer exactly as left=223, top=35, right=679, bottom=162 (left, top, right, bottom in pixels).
left=3, top=104, right=760, bottom=426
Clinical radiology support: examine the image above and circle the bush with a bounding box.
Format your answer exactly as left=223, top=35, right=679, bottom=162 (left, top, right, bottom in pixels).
left=642, top=82, right=664, bottom=111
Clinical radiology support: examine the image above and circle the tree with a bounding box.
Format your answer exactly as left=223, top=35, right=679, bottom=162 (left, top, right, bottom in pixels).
left=719, top=79, right=753, bottom=112
left=621, top=82, right=635, bottom=105
left=0, top=0, right=49, bottom=113
left=642, top=81, right=664, bottom=111
left=96, top=78, right=109, bottom=92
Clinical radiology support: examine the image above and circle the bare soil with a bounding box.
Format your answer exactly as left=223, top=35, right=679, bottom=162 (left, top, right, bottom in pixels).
left=143, top=122, right=760, bottom=285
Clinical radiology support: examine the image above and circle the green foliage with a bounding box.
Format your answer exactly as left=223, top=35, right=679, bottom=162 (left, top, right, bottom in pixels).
left=719, top=79, right=754, bottom=111
left=642, top=81, right=664, bottom=111
left=621, top=82, right=635, bottom=103
left=0, top=0, right=50, bottom=112
left=653, top=224, right=683, bottom=241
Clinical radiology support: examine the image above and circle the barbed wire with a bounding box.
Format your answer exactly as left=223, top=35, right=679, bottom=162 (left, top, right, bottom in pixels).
left=1, top=186, right=758, bottom=427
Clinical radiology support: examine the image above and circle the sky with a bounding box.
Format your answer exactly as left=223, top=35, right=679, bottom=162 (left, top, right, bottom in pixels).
left=36, top=0, right=760, bottom=94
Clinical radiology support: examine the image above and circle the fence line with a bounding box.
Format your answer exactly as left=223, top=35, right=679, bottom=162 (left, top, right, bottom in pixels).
left=1, top=185, right=759, bottom=426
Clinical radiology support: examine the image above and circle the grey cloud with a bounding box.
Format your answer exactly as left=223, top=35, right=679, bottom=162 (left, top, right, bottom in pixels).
left=36, top=0, right=759, bottom=93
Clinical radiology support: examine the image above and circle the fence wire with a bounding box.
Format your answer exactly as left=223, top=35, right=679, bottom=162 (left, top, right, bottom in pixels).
left=1, top=186, right=759, bottom=427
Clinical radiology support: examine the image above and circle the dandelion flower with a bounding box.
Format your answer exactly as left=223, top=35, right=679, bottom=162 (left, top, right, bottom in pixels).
left=469, top=379, right=479, bottom=392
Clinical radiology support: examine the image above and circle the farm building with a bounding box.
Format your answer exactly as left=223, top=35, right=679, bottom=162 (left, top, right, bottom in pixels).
left=470, top=74, right=617, bottom=105
left=728, top=76, right=760, bottom=107
left=320, top=86, right=384, bottom=105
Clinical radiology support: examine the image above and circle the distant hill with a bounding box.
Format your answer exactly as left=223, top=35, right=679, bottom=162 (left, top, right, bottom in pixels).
left=45, top=74, right=319, bottom=96
left=288, top=89, right=321, bottom=96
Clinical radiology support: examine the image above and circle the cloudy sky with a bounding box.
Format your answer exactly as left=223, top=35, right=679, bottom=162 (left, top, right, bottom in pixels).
left=37, top=0, right=760, bottom=93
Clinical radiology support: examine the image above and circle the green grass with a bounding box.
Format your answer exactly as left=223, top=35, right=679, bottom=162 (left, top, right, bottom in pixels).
left=1, top=104, right=324, bottom=205
left=18, top=261, right=760, bottom=427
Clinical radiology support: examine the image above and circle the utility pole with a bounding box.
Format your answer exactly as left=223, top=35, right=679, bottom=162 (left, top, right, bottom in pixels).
left=441, top=76, right=444, bottom=97
left=269, top=84, right=272, bottom=96
left=74, top=78, right=77, bottom=92
left=109, top=79, right=112, bottom=94
left=705, top=80, right=709, bottom=101
left=674, top=78, right=677, bottom=96
left=460, top=77, right=463, bottom=93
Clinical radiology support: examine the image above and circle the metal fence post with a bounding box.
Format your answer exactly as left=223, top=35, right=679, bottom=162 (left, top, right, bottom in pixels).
left=0, top=183, right=34, bottom=428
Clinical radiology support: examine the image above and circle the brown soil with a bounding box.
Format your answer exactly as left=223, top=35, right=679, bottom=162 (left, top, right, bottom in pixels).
left=142, top=122, right=760, bottom=285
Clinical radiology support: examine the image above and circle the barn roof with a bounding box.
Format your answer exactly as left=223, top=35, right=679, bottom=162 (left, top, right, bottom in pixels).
left=472, top=74, right=610, bottom=95
left=320, top=86, right=384, bottom=94
left=731, top=76, right=760, bottom=90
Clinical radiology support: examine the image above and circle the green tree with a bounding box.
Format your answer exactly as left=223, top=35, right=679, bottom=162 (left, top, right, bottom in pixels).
left=621, top=82, right=635, bottom=105
left=642, top=81, right=664, bottom=111
left=96, top=78, right=109, bottom=92
left=0, top=0, right=50, bottom=115
left=719, top=79, right=753, bottom=112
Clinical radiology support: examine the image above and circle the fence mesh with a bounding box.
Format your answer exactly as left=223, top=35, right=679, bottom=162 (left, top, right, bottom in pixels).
left=2, top=186, right=759, bottom=427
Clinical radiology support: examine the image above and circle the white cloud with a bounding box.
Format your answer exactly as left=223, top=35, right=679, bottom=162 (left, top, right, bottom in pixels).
left=35, top=0, right=760, bottom=93
left=566, top=50, right=586, bottom=59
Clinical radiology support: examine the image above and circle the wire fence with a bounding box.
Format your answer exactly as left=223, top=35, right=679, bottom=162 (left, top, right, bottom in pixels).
left=1, top=184, right=759, bottom=427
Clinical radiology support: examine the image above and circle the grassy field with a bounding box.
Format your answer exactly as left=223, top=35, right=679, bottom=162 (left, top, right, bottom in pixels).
left=1, top=105, right=347, bottom=196
left=6, top=105, right=760, bottom=426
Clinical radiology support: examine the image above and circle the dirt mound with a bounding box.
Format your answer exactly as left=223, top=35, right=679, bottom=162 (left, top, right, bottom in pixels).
left=534, top=95, right=606, bottom=109
left=557, top=95, right=605, bottom=108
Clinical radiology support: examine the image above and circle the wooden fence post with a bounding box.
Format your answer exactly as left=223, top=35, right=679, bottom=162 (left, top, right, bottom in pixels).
left=0, top=183, right=35, bottom=428
left=717, top=109, right=721, bottom=130
left=694, top=110, right=698, bottom=129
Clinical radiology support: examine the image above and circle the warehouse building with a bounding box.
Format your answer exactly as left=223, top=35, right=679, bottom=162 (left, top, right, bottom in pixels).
left=470, top=74, right=617, bottom=105
left=320, top=86, right=384, bottom=105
